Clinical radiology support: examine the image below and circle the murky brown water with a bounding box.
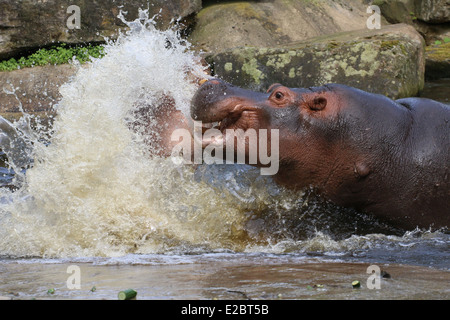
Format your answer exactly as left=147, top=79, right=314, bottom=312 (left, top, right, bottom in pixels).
left=420, top=78, right=450, bottom=104
left=1, top=256, right=449, bottom=300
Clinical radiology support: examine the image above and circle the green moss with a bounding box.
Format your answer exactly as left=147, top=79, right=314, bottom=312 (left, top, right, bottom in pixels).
left=380, top=40, right=400, bottom=51
left=372, top=0, right=385, bottom=6
left=229, top=48, right=267, bottom=84
left=266, top=50, right=296, bottom=69
left=242, top=56, right=264, bottom=84
left=360, top=43, right=379, bottom=62
left=426, top=42, right=450, bottom=61
left=318, top=41, right=382, bottom=80
left=288, top=67, right=295, bottom=78
left=0, top=43, right=105, bottom=72
left=350, top=42, right=364, bottom=53
left=224, top=62, right=233, bottom=72
left=327, top=41, right=339, bottom=50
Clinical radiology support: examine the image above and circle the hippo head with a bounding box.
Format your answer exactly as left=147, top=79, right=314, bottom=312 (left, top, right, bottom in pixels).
left=190, top=78, right=407, bottom=196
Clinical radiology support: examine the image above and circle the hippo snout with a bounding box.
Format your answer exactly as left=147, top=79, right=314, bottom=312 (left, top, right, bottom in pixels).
left=191, top=79, right=230, bottom=121
left=191, top=78, right=268, bottom=124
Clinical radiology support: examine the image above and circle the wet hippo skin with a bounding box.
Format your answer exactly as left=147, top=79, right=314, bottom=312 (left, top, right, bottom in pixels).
left=190, top=79, right=450, bottom=230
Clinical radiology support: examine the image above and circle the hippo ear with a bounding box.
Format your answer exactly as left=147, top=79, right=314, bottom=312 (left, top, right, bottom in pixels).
left=309, top=96, right=327, bottom=111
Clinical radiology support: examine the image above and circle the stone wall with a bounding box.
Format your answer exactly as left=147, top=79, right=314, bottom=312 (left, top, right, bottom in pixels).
left=0, top=0, right=201, bottom=59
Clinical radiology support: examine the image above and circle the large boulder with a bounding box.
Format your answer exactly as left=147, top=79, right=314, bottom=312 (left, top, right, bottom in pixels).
left=373, top=0, right=417, bottom=24
left=0, top=64, right=77, bottom=113
left=415, top=0, right=450, bottom=23
left=374, top=0, right=449, bottom=23
left=374, top=0, right=450, bottom=44
left=205, top=24, right=426, bottom=99
left=189, top=0, right=380, bottom=53
left=0, top=0, right=201, bottom=59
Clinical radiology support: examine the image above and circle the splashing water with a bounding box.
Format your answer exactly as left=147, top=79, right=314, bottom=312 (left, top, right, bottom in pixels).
left=0, top=11, right=239, bottom=257
left=0, top=10, right=299, bottom=258
left=0, top=11, right=448, bottom=267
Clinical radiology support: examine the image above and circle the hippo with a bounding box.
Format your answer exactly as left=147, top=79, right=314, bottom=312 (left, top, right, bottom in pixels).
left=190, top=79, right=450, bottom=230
left=130, top=94, right=193, bottom=157
left=129, top=57, right=210, bottom=158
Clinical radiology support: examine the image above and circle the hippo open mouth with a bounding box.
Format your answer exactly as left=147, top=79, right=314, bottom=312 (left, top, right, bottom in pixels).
left=192, top=79, right=263, bottom=148
left=197, top=107, right=261, bottom=148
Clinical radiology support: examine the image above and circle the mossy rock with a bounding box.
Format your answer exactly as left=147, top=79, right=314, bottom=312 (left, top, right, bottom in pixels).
left=374, top=0, right=416, bottom=24
left=206, top=24, right=425, bottom=99
left=415, top=0, right=450, bottom=23
left=376, top=0, right=450, bottom=24
left=425, top=42, right=450, bottom=79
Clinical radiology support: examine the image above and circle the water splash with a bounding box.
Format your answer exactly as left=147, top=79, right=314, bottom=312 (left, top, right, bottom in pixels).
left=0, top=10, right=447, bottom=264
left=0, top=10, right=310, bottom=258
left=0, top=10, right=249, bottom=257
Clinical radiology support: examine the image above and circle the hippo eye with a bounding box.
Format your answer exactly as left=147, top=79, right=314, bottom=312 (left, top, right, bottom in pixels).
left=269, top=86, right=292, bottom=107
left=275, top=92, right=284, bottom=100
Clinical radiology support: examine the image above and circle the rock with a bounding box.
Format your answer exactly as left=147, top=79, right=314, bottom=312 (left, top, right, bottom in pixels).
left=0, top=0, right=201, bottom=59
left=412, top=20, right=450, bottom=45
left=205, top=24, right=425, bottom=99
left=374, top=0, right=449, bottom=44
left=375, top=0, right=449, bottom=23
left=373, top=0, right=417, bottom=24
left=0, top=64, right=77, bottom=113
left=415, top=0, right=450, bottom=23
left=425, top=42, right=450, bottom=79
left=189, top=0, right=381, bottom=53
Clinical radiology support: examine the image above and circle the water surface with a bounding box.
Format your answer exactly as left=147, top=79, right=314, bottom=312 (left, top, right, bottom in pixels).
left=0, top=11, right=448, bottom=300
